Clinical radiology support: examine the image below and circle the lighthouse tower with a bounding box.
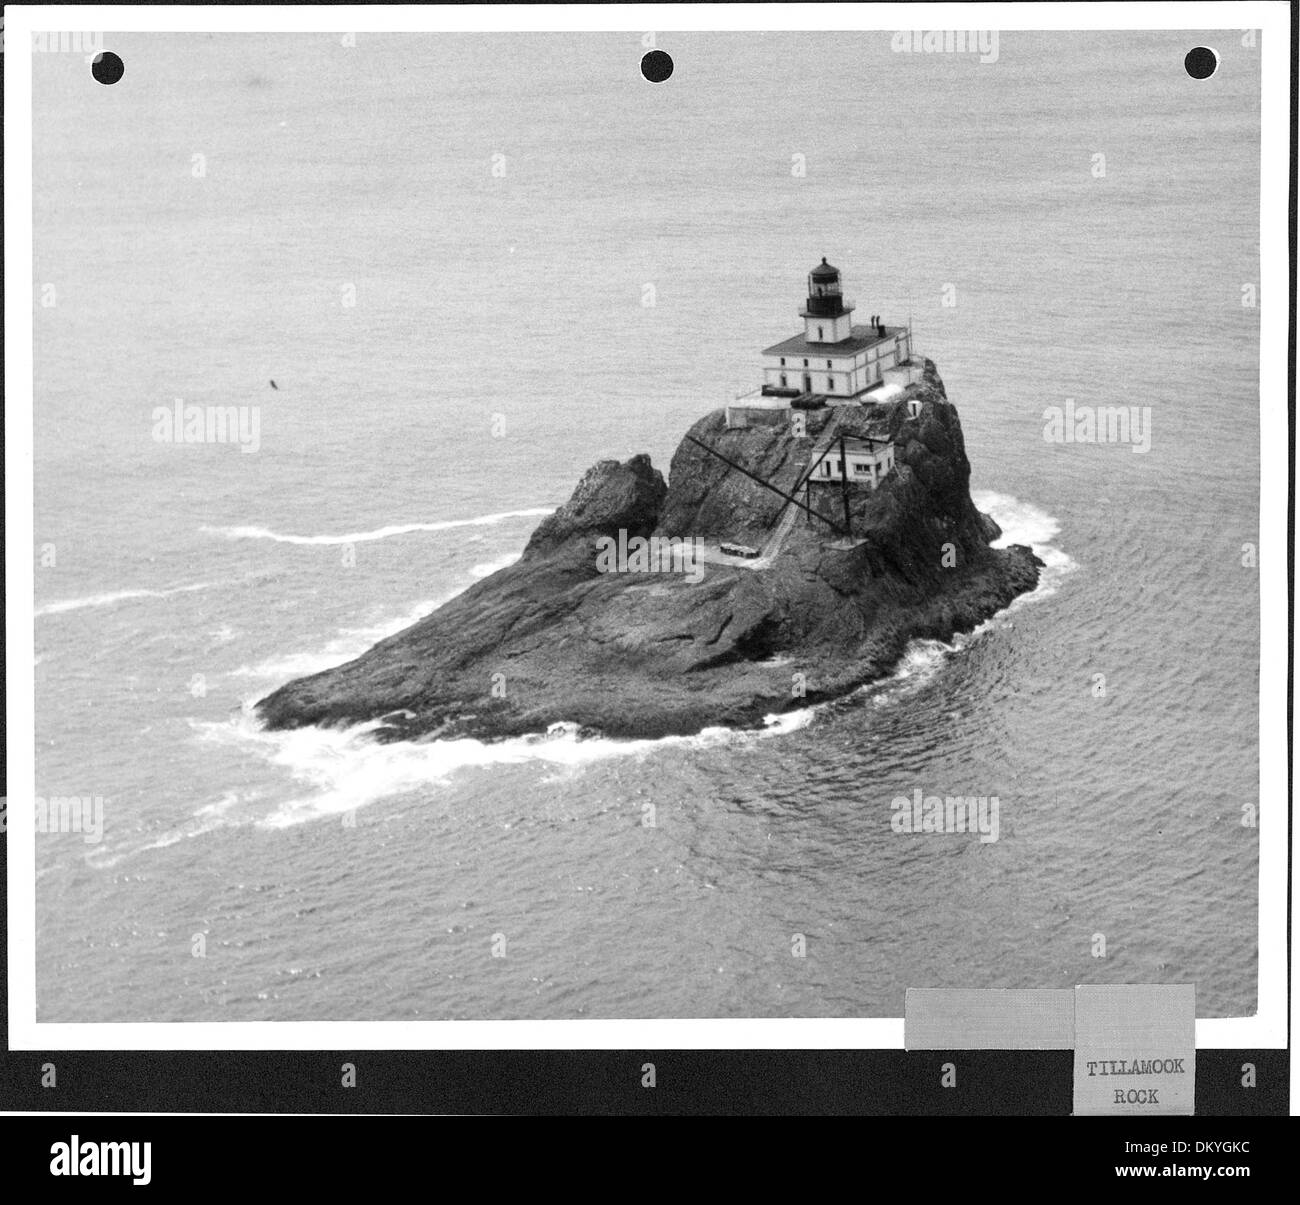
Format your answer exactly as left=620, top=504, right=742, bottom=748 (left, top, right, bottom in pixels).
left=799, top=258, right=855, bottom=344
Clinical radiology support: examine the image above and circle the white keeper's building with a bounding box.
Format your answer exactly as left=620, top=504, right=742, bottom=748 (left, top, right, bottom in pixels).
left=761, top=259, right=912, bottom=400
left=810, top=437, right=896, bottom=488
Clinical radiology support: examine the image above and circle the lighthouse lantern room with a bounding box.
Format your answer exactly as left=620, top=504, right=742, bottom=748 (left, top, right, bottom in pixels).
left=800, top=258, right=856, bottom=343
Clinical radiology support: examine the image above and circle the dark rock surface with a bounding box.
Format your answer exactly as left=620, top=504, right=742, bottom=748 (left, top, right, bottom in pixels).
left=256, top=361, right=1043, bottom=741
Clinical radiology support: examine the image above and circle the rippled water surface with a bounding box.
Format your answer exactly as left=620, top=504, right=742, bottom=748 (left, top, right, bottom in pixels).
left=32, top=31, right=1260, bottom=1020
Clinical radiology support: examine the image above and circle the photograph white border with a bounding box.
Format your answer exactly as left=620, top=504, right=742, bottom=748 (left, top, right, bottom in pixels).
left=5, top=3, right=1293, bottom=1054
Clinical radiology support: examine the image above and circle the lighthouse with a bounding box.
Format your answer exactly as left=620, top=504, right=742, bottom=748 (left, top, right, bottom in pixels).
left=758, top=259, right=913, bottom=402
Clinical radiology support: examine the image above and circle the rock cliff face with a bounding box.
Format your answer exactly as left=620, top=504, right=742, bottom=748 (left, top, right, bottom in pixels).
left=256, top=361, right=1042, bottom=740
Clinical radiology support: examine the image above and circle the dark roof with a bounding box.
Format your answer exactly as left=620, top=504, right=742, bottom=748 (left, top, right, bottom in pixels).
left=809, top=257, right=839, bottom=279
left=761, top=324, right=901, bottom=359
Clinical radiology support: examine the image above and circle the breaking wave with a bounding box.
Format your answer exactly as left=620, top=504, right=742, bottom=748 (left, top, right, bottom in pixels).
left=974, top=488, right=1078, bottom=604
left=229, top=559, right=521, bottom=683
left=229, top=596, right=446, bottom=681
left=201, top=507, right=554, bottom=546
left=843, top=490, right=1079, bottom=705
left=36, top=582, right=214, bottom=618
left=469, top=553, right=521, bottom=578
left=155, top=492, right=1072, bottom=836
left=177, top=706, right=803, bottom=832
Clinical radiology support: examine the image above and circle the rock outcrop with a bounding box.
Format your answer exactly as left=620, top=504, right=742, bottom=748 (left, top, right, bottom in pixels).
left=256, top=361, right=1042, bottom=740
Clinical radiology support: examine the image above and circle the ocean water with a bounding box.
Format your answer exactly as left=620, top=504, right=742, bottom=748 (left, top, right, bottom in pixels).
left=30, top=31, right=1260, bottom=1021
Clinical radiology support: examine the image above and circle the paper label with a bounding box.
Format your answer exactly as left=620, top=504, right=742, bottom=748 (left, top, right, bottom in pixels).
left=1072, top=984, right=1195, bottom=1116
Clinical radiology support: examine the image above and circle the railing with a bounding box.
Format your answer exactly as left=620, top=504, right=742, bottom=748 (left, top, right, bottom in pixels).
left=800, top=295, right=855, bottom=318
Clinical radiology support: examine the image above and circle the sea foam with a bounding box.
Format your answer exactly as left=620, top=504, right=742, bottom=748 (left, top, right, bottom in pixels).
left=201, top=507, right=554, bottom=546
left=176, top=492, right=1073, bottom=833
left=36, top=582, right=214, bottom=618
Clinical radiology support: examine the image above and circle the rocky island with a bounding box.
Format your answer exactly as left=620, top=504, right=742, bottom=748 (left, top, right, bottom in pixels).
left=256, top=355, right=1042, bottom=742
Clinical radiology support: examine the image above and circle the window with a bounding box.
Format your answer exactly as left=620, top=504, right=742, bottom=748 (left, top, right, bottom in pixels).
left=803, top=359, right=809, bottom=368
left=817, top=327, right=824, bottom=340
left=780, top=374, right=787, bottom=387
left=780, top=358, right=785, bottom=366
left=827, top=360, right=833, bottom=369
left=827, top=377, right=835, bottom=390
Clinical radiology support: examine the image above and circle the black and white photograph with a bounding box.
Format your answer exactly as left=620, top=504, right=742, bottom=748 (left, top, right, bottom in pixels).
left=5, top=2, right=1294, bottom=1132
